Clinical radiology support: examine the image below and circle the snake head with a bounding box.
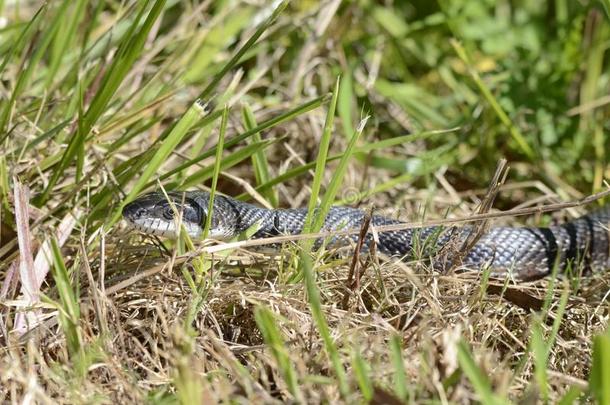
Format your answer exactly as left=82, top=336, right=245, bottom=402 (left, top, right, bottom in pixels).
left=122, top=191, right=206, bottom=239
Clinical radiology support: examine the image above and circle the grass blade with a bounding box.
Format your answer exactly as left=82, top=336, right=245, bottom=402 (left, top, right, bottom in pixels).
left=299, top=253, right=349, bottom=397
left=45, top=0, right=87, bottom=89
left=295, top=82, right=339, bottom=395
left=202, top=105, right=228, bottom=239
left=296, top=76, right=366, bottom=399
left=197, top=0, right=288, bottom=100
left=338, top=72, right=355, bottom=139
left=0, top=4, right=53, bottom=133
left=390, top=334, right=408, bottom=400
left=351, top=346, right=373, bottom=402
left=153, top=95, right=329, bottom=186
left=242, top=102, right=277, bottom=207
left=177, top=138, right=278, bottom=190
left=558, top=387, right=582, bottom=405
left=254, top=306, right=303, bottom=401
left=172, top=328, right=204, bottom=405
left=589, top=328, right=610, bottom=404
left=241, top=128, right=457, bottom=199
left=531, top=323, right=549, bottom=400
left=0, top=3, right=46, bottom=81
left=302, top=77, right=340, bottom=234
left=457, top=340, right=508, bottom=405
left=47, top=237, right=83, bottom=360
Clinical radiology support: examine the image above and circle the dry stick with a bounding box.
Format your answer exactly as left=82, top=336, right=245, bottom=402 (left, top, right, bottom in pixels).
left=200, top=187, right=610, bottom=255
left=13, top=209, right=79, bottom=335
left=485, top=284, right=544, bottom=311
left=13, top=180, right=37, bottom=301
left=341, top=206, right=373, bottom=310
left=443, top=158, right=510, bottom=272
left=11, top=179, right=44, bottom=336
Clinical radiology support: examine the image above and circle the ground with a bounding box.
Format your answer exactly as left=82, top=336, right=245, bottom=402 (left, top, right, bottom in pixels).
left=0, top=0, right=609, bottom=403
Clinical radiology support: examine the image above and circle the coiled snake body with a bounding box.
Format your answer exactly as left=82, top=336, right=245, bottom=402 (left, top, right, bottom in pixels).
left=123, top=191, right=610, bottom=280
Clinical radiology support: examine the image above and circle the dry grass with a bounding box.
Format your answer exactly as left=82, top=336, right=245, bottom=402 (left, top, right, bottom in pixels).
left=1, top=0, right=610, bottom=403
left=3, top=232, right=608, bottom=403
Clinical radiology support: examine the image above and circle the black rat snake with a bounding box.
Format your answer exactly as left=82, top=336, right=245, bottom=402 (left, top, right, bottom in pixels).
left=122, top=191, right=610, bottom=280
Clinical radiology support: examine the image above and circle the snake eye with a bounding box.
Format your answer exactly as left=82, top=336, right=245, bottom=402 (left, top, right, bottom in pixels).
left=162, top=208, right=174, bottom=220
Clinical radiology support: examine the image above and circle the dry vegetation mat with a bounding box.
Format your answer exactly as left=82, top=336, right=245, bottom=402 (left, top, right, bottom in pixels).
left=1, top=0, right=610, bottom=403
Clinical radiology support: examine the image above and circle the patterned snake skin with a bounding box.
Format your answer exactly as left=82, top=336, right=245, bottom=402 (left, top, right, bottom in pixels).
left=123, top=191, right=610, bottom=280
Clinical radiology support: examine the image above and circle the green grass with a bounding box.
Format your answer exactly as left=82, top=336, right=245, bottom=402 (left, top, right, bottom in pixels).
left=0, top=0, right=609, bottom=403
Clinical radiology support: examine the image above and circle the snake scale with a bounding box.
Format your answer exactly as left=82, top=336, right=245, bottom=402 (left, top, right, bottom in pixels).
left=122, top=191, right=610, bottom=280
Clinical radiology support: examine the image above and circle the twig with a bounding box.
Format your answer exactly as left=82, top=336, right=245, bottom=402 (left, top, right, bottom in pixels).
left=341, top=206, right=373, bottom=310
left=442, top=158, right=509, bottom=272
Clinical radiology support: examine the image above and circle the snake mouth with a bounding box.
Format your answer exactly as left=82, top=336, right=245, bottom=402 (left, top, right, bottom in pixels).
left=124, top=216, right=202, bottom=239
left=122, top=192, right=206, bottom=239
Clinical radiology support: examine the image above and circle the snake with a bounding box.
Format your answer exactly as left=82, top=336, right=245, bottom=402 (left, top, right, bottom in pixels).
left=122, top=191, right=610, bottom=280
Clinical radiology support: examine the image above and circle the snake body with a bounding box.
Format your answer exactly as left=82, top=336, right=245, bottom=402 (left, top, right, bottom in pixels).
left=122, top=191, right=610, bottom=280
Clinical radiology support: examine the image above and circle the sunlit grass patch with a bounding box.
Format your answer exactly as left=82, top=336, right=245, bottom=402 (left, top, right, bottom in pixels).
left=1, top=0, right=609, bottom=403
